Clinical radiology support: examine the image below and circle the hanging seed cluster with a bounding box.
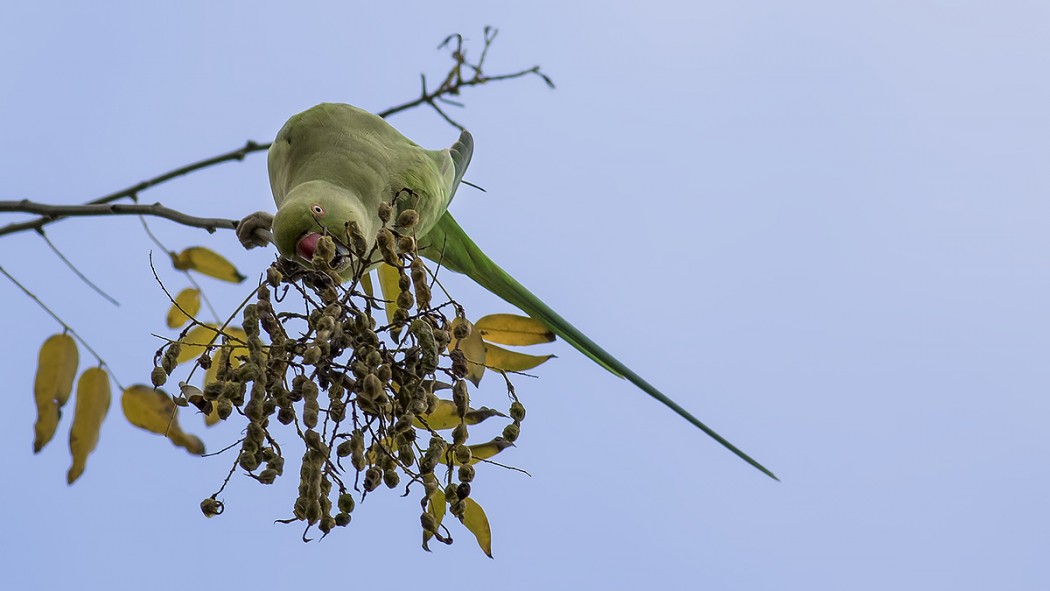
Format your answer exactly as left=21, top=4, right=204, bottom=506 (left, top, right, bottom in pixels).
left=151, top=203, right=525, bottom=546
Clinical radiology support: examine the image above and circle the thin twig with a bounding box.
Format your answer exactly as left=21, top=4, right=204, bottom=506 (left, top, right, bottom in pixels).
left=38, top=230, right=120, bottom=306
left=0, top=264, right=125, bottom=390
left=139, top=216, right=221, bottom=322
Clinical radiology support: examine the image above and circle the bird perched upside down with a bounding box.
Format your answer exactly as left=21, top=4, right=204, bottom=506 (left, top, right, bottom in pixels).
left=237, top=102, right=776, bottom=480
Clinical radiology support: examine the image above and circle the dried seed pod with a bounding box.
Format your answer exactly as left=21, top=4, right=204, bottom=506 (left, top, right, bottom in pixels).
left=509, top=401, right=526, bottom=422
left=258, top=468, right=278, bottom=484
left=351, top=449, right=366, bottom=471
left=216, top=398, right=234, bottom=420
left=346, top=221, right=368, bottom=256
left=336, top=440, right=353, bottom=458
left=452, top=424, right=468, bottom=447
left=421, top=511, right=438, bottom=534
left=335, top=512, right=351, bottom=527
left=363, top=467, right=382, bottom=492
left=397, top=235, right=415, bottom=254
left=454, top=444, right=472, bottom=465
left=266, top=266, right=283, bottom=287
left=239, top=450, right=260, bottom=472
left=378, top=202, right=392, bottom=223
left=302, top=345, right=322, bottom=366
left=303, top=429, right=325, bottom=452
left=458, top=464, right=476, bottom=483
left=319, top=514, right=336, bottom=535
left=268, top=456, right=285, bottom=475
left=396, top=290, right=414, bottom=310
left=277, top=406, right=295, bottom=425
left=338, top=493, right=356, bottom=514
left=423, top=473, right=439, bottom=497
left=415, top=283, right=431, bottom=310
left=396, top=209, right=419, bottom=228
left=361, top=373, right=384, bottom=402
left=376, top=228, right=399, bottom=266
left=444, top=483, right=459, bottom=503
left=456, top=482, right=471, bottom=499
left=450, top=500, right=466, bottom=518
left=453, top=322, right=471, bottom=340
left=305, top=500, right=322, bottom=524
left=450, top=349, right=468, bottom=379
left=200, top=498, right=224, bottom=518
left=150, top=366, right=167, bottom=388
left=502, top=423, right=521, bottom=442
left=452, top=380, right=469, bottom=418
left=383, top=469, right=400, bottom=489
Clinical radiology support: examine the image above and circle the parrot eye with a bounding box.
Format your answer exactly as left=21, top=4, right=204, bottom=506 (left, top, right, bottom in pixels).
left=310, top=204, right=325, bottom=217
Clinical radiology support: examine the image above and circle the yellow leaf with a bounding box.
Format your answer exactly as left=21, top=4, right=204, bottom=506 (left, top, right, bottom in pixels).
left=414, top=399, right=507, bottom=430
left=452, top=437, right=515, bottom=466
left=166, top=288, right=201, bottom=329
left=483, top=342, right=554, bottom=373
left=175, top=324, right=249, bottom=365
left=171, top=246, right=245, bottom=283
left=67, top=367, right=111, bottom=484
left=33, top=333, right=78, bottom=453
left=376, top=263, right=402, bottom=325
left=120, top=385, right=205, bottom=455
left=423, top=488, right=446, bottom=551
left=450, top=318, right=486, bottom=386
left=359, top=270, right=375, bottom=299
left=460, top=497, right=493, bottom=558
left=475, top=313, right=555, bottom=346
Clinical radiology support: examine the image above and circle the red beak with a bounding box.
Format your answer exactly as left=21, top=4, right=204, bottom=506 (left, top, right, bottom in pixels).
left=296, top=233, right=322, bottom=260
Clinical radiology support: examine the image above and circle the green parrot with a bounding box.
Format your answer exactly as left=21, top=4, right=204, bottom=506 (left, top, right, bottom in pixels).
left=237, top=103, right=776, bottom=480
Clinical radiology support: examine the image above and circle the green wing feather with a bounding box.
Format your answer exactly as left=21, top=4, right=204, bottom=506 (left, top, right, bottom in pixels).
left=420, top=213, right=778, bottom=480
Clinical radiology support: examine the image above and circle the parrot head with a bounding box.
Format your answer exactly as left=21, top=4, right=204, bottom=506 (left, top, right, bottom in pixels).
left=271, top=181, right=375, bottom=274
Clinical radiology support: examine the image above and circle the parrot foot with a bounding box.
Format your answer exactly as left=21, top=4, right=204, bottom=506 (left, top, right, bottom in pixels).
left=237, top=211, right=275, bottom=249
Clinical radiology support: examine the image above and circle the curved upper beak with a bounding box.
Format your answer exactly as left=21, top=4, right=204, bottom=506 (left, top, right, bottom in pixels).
left=296, top=232, right=323, bottom=261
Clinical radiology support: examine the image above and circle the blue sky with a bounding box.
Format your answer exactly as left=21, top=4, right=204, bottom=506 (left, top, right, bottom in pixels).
left=2, top=1, right=1048, bottom=589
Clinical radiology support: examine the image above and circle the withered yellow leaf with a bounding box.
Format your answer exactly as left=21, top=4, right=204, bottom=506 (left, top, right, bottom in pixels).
left=483, top=342, right=554, bottom=373
left=121, top=385, right=206, bottom=455
left=423, top=488, right=446, bottom=551
left=460, top=498, right=493, bottom=558
left=166, top=288, right=201, bottom=329
left=175, top=324, right=249, bottom=365
left=450, top=318, right=486, bottom=386
left=413, top=399, right=507, bottom=430
left=475, top=313, right=555, bottom=346
left=376, top=263, right=401, bottom=325
left=359, top=270, right=375, bottom=299
left=451, top=437, right=515, bottom=466
left=67, top=367, right=111, bottom=484
left=33, top=333, right=78, bottom=453
left=171, top=247, right=245, bottom=283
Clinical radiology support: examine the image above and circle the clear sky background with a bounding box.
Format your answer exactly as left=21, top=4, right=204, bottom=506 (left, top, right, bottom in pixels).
left=2, top=1, right=1048, bottom=589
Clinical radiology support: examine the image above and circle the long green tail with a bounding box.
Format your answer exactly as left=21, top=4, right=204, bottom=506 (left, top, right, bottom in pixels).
left=421, top=213, right=778, bottom=480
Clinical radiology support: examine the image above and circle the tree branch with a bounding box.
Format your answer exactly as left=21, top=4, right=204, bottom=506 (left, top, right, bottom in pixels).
left=0, top=200, right=239, bottom=234
left=0, top=28, right=552, bottom=240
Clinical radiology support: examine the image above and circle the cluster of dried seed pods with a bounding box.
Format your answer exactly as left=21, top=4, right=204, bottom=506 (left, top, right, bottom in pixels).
left=155, top=203, right=523, bottom=549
